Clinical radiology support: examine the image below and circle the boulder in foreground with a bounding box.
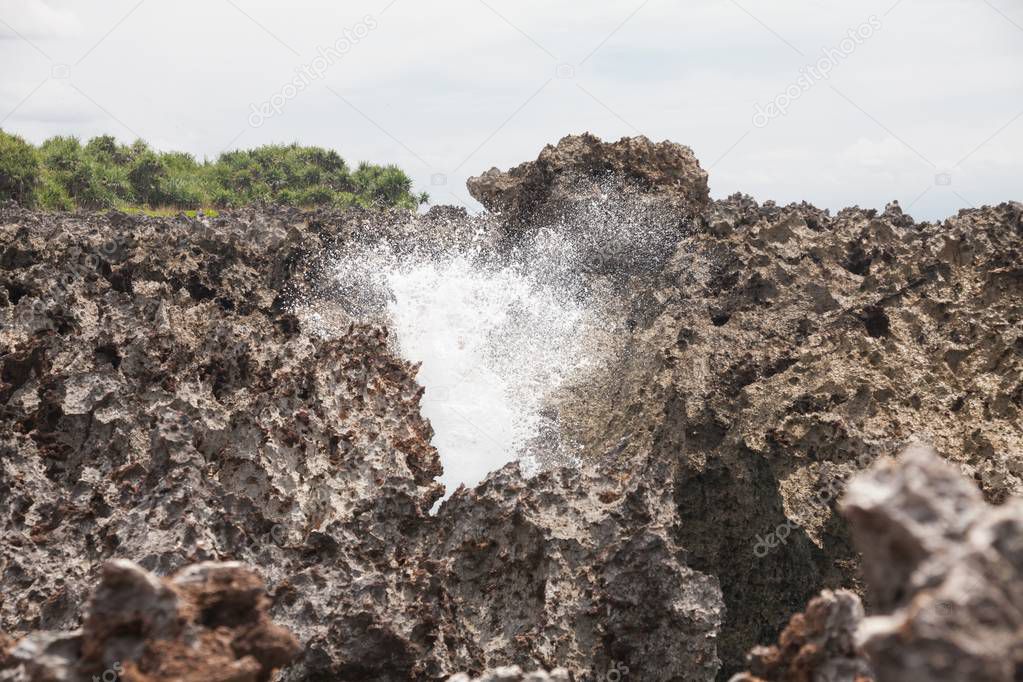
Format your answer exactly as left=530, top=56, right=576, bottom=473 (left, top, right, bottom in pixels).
left=731, top=445, right=1023, bottom=682
left=0, top=560, right=300, bottom=682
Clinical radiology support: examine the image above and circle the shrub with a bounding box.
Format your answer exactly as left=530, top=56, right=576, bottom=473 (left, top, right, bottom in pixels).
left=81, top=160, right=130, bottom=208
left=1, top=133, right=425, bottom=211
left=36, top=175, right=74, bottom=211
left=128, top=150, right=168, bottom=205
left=158, top=175, right=206, bottom=209
left=39, top=136, right=84, bottom=172
left=39, top=137, right=127, bottom=208
left=352, top=162, right=414, bottom=207
left=0, top=130, right=40, bottom=205
left=84, top=135, right=133, bottom=165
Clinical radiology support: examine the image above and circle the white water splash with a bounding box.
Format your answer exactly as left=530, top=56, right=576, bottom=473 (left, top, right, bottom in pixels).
left=304, top=184, right=687, bottom=499
left=382, top=251, right=593, bottom=495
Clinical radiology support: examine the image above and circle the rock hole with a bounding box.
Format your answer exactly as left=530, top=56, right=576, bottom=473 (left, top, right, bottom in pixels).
left=843, top=244, right=872, bottom=276
left=105, top=265, right=133, bottom=293
left=5, top=282, right=29, bottom=305
left=95, top=344, right=122, bottom=370
left=861, top=306, right=890, bottom=338
left=186, top=276, right=215, bottom=301
left=199, top=598, right=257, bottom=629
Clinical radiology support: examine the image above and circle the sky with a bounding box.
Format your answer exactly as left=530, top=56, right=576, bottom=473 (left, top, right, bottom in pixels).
left=1, top=0, right=1021, bottom=220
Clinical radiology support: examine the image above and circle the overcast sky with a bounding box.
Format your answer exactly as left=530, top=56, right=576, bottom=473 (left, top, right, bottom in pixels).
left=1, top=0, right=1021, bottom=220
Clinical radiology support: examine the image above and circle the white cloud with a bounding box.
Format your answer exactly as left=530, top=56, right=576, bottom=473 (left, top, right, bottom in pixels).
left=0, top=0, right=79, bottom=39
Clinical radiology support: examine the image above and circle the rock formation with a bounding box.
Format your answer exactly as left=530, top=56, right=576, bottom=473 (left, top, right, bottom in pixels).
left=467, top=133, right=709, bottom=230
left=0, top=559, right=299, bottom=681
left=727, top=589, right=872, bottom=682
left=0, top=199, right=722, bottom=681
left=1, top=134, right=1021, bottom=680
left=846, top=445, right=1023, bottom=681
left=495, top=135, right=1022, bottom=675
left=730, top=445, right=1023, bottom=682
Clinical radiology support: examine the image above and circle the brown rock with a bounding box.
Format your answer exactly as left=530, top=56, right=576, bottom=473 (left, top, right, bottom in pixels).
left=466, top=133, right=709, bottom=228
left=845, top=447, right=1023, bottom=682
left=0, top=559, right=299, bottom=682
left=728, top=590, right=873, bottom=682
left=2, top=137, right=1021, bottom=680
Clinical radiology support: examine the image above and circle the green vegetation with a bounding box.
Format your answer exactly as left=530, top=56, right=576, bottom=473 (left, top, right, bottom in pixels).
left=0, top=130, right=40, bottom=206
left=0, top=130, right=428, bottom=212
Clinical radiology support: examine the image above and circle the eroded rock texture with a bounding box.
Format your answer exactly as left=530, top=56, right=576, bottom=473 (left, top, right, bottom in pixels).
left=728, top=589, right=872, bottom=682
left=0, top=207, right=450, bottom=676
left=731, top=445, right=1023, bottom=682
left=846, top=446, right=1023, bottom=682
left=550, top=191, right=1022, bottom=674
left=432, top=456, right=723, bottom=680
left=467, top=133, right=709, bottom=229
left=0, top=559, right=300, bottom=681
left=0, top=200, right=722, bottom=681
left=1, top=133, right=1021, bottom=680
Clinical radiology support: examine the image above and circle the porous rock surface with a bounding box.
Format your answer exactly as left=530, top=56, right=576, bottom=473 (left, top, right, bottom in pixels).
left=467, top=133, right=709, bottom=229
left=845, top=445, right=1023, bottom=681
left=727, top=589, right=872, bottom=682
left=2, top=133, right=1022, bottom=681
left=730, top=445, right=1023, bottom=682
left=1, top=558, right=300, bottom=681
left=546, top=178, right=1022, bottom=673
left=0, top=198, right=722, bottom=681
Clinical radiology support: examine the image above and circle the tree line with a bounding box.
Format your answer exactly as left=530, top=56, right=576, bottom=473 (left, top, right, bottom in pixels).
left=0, top=129, right=427, bottom=212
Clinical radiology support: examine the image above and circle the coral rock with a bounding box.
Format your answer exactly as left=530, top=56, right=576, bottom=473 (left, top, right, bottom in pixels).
left=0, top=559, right=299, bottom=682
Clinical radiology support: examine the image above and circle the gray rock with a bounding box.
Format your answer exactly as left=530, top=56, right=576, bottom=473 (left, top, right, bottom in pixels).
left=1, top=559, right=299, bottom=682
left=731, top=445, right=1023, bottom=682
left=466, top=133, right=709, bottom=230
left=846, top=447, right=1023, bottom=682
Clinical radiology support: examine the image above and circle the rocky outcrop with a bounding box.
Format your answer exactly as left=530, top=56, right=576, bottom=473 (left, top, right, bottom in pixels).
left=466, top=133, right=709, bottom=229
left=430, top=458, right=723, bottom=680
left=0, top=202, right=724, bottom=680
left=0, top=206, right=452, bottom=679
left=2, top=134, right=1022, bottom=680
left=557, top=189, right=1023, bottom=674
left=0, top=559, right=300, bottom=681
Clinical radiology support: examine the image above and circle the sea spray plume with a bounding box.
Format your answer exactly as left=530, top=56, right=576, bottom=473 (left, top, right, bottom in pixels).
left=292, top=170, right=695, bottom=496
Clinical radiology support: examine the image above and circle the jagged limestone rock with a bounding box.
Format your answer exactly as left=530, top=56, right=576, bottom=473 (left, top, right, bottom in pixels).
left=467, top=133, right=709, bottom=229
left=727, top=590, right=873, bottom=682
left=2, top=134, right=1021, bottom=679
